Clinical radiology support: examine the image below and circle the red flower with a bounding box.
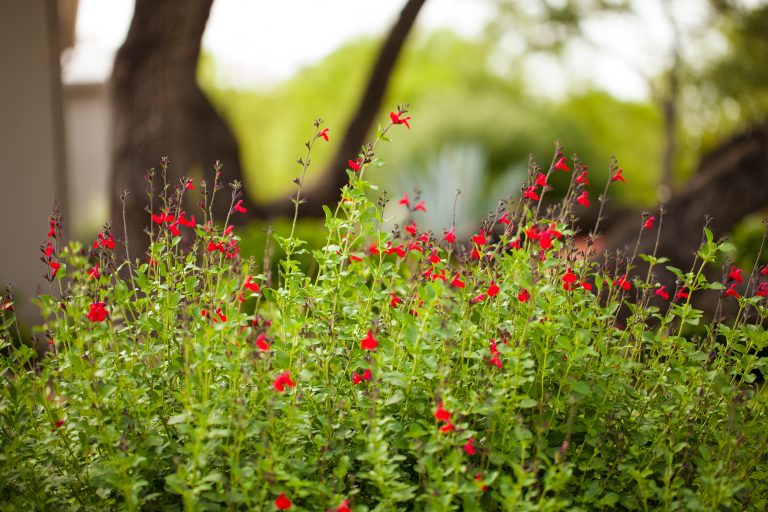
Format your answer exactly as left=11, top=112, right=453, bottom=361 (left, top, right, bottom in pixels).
left=563, top=268, right=578, bottom=290
left=464, top=438, right=476, bottom=455
left=43, top=241, right=54, bottom=257
left=151, top=213, right=165, bottom=224
left=52, top=419, right=65, bottom=431
left=178, top=212, right=196, bottom=227
left=319, top=128, right=330, bottom=141
left=367, top=242, right=380, bottom=256
left=472, top=230, right=486, bottom=246
left=498, top=212, right=511, bottom=225
left=224, top=225, right=234, bottom=236
left=168, top=222, right=181, bottom=236
left=761, top=264, right=768, bottom=276
left=518, top=288, right=530, bottom=302
left=475, top=472, right=488, bottom=492
left=728, top=266, right=743, bottom=283
left=725, top=283, right=740, bottom=299
left=538, top=230, right=553, bottom=250
left=349, top=254, right=363, bottom=263
left=214, top=307, right=227, bottom=323
left=362, top=368, right=371, bottom=381
left=509, top=238, right=522, bottom=250
left=352, top=372, right=364, bottom=385
left=755, top=282, right=768, bottom=297
left=440, top=423, right=455, bottom=433
left=361, top=330, right=378, bottom=351
left=576, top=171, right=589, bottom=185
left=581, top=280, right=594, bottom=291
left=471, top=293, right=486, bottom=304
left=49, top=260, right=61, bottom=277
left=430, top=269, right=446, bottom=282
left=232, top=200, right=247, bottom=214
left=434, top=402, right=451, bottom=422
left=184, top=180, right=195, bottom=190
left=87, top=302, right=109, bottom=323
left=643, top=216, right=655, bottom=230
left=429, top=249, right=441, bottom=264
left=614, top=274, right=631, bottom=291
left=487, top=281, right=500, bottom=297
left=444, top=227, right=456, bottom=244
left=348, top=158, right=362, bottom=172
left=655, top=285, right=669, bottom=300
left=255, top=333, right=270, bottom=352
left=405, top=222, right=417, bottom=236
left=555, top=157, right=570, bottom=172
left=414, top=200, right=427, bottom=212
left=88, top=264, right=100, bottom=280
left=398, top=192, right=410, bottom=207
left=390, top=293, right=402, bottom=307
left=523, top=186, right=540, bottom=201
left=525, top=225, right=540, bottom=241
left=386, top=243, right=406, bottom=258
left=273, top=371, right=296, bottom=393
left=244, top=275, right=260, bottom=293
left=97, top=232, right=116, bottom=249
left=389, top=111, right=411, bottom=128
left=612, top=168, right=625, bottom=182
left=336, top=500, right=351, bottom=512
left=471, top=247, right=481, bottom=260
left=576, top=191, right=590, bottom=208
left=535, top=173, right=547, bottom=187
left=450, top=274, right=465, bottom=288
left=676, top=288, right=689, bottom=301
left=274, top=491, right=292, bottom=510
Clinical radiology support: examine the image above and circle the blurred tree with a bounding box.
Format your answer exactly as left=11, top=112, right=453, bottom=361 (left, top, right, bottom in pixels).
left=111, top=0, right=426, bottom=257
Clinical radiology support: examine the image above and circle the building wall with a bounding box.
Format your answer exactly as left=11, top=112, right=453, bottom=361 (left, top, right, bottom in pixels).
left=0, top=0, right=67, bottom=325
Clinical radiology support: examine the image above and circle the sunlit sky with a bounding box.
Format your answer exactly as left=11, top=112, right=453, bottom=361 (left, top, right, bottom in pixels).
left=63, top=0, right=724, bottom=101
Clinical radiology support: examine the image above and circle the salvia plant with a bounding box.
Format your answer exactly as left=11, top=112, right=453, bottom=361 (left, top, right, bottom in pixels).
left=1, top=106, right=768, bottom=511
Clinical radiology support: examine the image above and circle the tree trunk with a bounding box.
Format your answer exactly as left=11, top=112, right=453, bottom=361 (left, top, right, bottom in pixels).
left=604, top=122, right=768, bottom=312
left=110, top=0, right=257, bottom=260
left=275, top=0, right=428, bottom=217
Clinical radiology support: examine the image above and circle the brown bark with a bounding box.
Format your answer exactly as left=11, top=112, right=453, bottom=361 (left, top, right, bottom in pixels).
left=276, top=0, right=428, bottom=217
left=604, top=121, right=768, bottom=284
left=110, top=0, right=258, bottom=259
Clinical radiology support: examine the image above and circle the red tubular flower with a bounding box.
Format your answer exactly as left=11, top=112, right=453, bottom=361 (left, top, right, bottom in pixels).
left=535, top=173, right=547, bottom=187
left=178, top=212, right=196, bottom=227
left=576, top=191, right=590, bottom=207
left=434, top=402, right=451, bottom=422
left=471, top=248, right=481, bottom=260
left=576, top=171, right=589, bottom=185
left=349, top=254, right=363, bottom=263
left=399, top=193, right=410, bottom=207
left=414, top=200, right=427, bottom=212
left=87, top=302, right=109, bottom=323
left=656, top=285, right=669, bottom=300
left=168, top=222, right=181, bottom=236
left=471, top=293, right=486, bottom=304
left=518, top=288, right=530, bottom=302
left=489, top=353, right=502, bottom=369
left=184, top=180, right=195, bottom=190
left=464, top=438, right=476, bottom=455
left=255, top=333, right=270, bottom=352
left=352, top=372, right=364, bottom=385
left=431, top=269, right=446, bottom=282
left=232, top=200, right=247, bottom=214
left=523, top=186, right=540, bottom=201
left=676, top=288, right=689, bottom=301
left=43, top=242, right=54, bottom=257
left=509, top=238, right=522, bottom=250
left=273, top=371, right=296, bottom=393
left=52, top=419, right=65, bottom=431
left=761, top=264, right=768, bottom=276
left=348, top=158, right=362, bottom=172
left=429, top=249, right=441, bottom=264
left=612, top=168, right=625, bottom=182
left=244, top=275, right=260, bottom=293
left=362, top=368, right=371, bottom=381
left=337, top=500, right=351, bottom=512
left=472, top=230, right=486, bottom=246
left=725, top=283, right=740, bottom=299
left=151, top=213, right=165, bottom=224
left=319, top=128, right=330, bottom=141
left=444, top=227, right=456, bottom=244
left=224, top=225, right=234, bottom=236
left=538, top=230, right=553, bottom=250
left=450, top=274, right=465, bottom=288
left=97, top=233, right=116, bottom=249
left=390, top=293, right=402, bottom=307
left=755, top=282, right=768, bottom=297
left=487, top=281, right=500, bottom=297
left=498, top=212, right=512, bottom=225
left=581, top=280, right=594, bottom=291
left=525, top=225, right=540, bottom=241
left=643, top=216, right=656, bottom=230
left=440, top=423, right=455, bottom=433
left=49, top=260, right=61, bottom=277
left=274, top=491, right=292, bottom=510
left=215, top=307, right=227, bottom=322
left=614, top=274, right=631, bottom=291
left=555, top=157, right=570, bottom=172
left=88, top=264, right=100, bottom=280
left=563, top=268, right=578, bottom=290
left=728, top=266, right=743, bottom=283
left=385, top=243, right=406, bottom=258
left=405, top=222, right=417, bottom=236
left=389, top=111, right=411, bottom=128
left=361, top=330, right=378, bottom=351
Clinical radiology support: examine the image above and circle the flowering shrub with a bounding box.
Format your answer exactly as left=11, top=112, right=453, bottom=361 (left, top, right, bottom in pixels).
left=2, top=108, right=768, bottom=511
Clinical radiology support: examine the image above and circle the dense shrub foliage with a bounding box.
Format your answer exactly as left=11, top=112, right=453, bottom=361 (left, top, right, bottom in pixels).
left=1, top=113, right=767, bottom=511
